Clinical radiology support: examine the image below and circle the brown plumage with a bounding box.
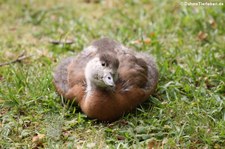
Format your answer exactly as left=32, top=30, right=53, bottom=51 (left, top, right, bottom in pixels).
left=53, top=38, right=158, bottom=122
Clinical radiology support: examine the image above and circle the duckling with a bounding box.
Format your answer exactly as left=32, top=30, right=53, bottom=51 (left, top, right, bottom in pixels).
left=53, top=38, right=158, bottom=122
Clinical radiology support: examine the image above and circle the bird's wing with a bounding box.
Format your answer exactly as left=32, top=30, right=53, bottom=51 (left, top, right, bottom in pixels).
left=116, top=46, right=158, bottom=94
left=53, top=57, right=74, bottom=96
left=136, top=52, right=158, bottom=92
left=117, top=50, right=148, bottom=91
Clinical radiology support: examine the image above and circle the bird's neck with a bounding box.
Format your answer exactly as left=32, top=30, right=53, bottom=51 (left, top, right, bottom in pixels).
left=85, top=58, right=97, bottom=92
left=86, top=79, right=96, bottom=92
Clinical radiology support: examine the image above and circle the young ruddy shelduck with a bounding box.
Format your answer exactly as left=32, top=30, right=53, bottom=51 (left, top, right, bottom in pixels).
left=53, top=38, right=158, bottom=122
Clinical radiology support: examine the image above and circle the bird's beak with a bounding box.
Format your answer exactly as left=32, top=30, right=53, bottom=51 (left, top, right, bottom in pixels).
left=103, top=73, right=115, bottom=88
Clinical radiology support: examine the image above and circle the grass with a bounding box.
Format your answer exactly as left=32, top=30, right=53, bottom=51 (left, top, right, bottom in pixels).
left=0, top=0, right=224, bottom=148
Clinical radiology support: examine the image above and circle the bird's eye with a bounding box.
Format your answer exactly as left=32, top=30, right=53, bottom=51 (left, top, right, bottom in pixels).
left=101, top=62, right=106, bottom=67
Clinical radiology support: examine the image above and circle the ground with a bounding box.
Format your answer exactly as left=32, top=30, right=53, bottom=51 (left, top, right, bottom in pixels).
left=0, top=0, right=224, bottom=148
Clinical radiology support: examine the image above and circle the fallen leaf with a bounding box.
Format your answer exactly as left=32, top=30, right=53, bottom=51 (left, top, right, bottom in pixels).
left=50, top=15, right=57, bottom=21
left=204, top=77, right=215, bottom=89
left=148, top=139, right=162, bottom=149
left=162, top=138, right=168, bottom=145
left=9, top=27, right=17, bottom=31
left=149, top=32, right=155, bottom=37
left=87, top=142, right=96, bottom=148
left=198, top=31, right=208, bottom=41
left=32, top=134, right=45, bottom=143
left=0, top=107, right=9, bottom=116
left=131, top=38, right=151, bottom=44
left=143, top=38, right=151, bottom=44
left=4, top=51, right=16, bottom=59
left=32, top=134, right=45, bottom=148
left=117, top=135, right=125, bottom=140
left=62, top=130, right=71, bottom=138
left=209, top=19, right=217, bottom=29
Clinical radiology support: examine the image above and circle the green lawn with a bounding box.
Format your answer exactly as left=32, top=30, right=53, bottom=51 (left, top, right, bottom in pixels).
left=0, top=0, right=224, bottom=148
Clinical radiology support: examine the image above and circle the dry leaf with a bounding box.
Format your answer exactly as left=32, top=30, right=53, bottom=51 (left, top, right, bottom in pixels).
left=209, top=19, right=217, bottom=29
left=162, top=138, right=168, bottom=145
left=32, top=134, right=45, bottom=143
left=198, top=31, right=208, bottom=41
left=32, top=134, right=45, bottom=148
left=131, top=38, right=151, bottom=44
left=149, top=32, right=155, bottom=37
left=117, top=135, right=125, bottom=140
left=50, top=15, right=57, bottom=21
left=148, top=139, right=162, bottom=149
left=9, top=27, right=17, bottom=31
left=4, top=51, right=16, bottom=59
left=0, top=108, right=8, bottom=116
left=62, top=130, right=71, bottom=138
left=86, top=142, right=96, bottom=148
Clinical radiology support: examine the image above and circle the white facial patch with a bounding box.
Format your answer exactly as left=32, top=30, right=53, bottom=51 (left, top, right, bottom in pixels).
left=84, top=56, right=117, bottom=92
left=85, top=57, right=103, bottom=91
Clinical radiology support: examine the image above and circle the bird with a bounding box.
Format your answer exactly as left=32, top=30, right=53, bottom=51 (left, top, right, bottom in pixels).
left=53, top=38, right=158, bottom=122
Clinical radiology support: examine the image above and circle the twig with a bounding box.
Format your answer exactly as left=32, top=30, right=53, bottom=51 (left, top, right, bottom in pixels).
left=49, top=39, right=74, bottom=45
left=0, top=51, right=31, bottom=67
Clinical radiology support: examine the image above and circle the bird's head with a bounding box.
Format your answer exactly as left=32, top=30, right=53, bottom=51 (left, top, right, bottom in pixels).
left=85, top=53, right=119, bottom=90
